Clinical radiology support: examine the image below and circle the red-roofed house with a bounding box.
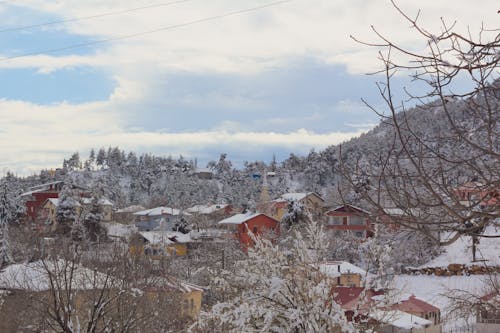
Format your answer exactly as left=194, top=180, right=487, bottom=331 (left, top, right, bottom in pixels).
left=392, top=295, right=441, bottom=325
left=325, top=204, right=373, bottom=238
left=218, top=213, right=279, bottom=250
left=476, top=292, right=500, bottom=333
left=332, top=287, right=442, bottom=332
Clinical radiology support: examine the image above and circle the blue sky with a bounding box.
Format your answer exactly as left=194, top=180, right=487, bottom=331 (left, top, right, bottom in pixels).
left=0, top=0, right=498, bottom=174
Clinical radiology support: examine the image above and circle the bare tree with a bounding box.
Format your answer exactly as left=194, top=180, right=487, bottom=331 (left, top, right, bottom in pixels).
left=341, top=1, right=499, bottom=257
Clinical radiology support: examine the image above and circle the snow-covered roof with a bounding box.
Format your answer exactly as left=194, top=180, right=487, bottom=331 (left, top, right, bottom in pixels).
left=319, top=261, right=367, bottom=277
left=186, top=204, right=228, bottom=214
left=0, top=260, right=113, bottom=291
left=279, top=192, right=324, bottom=202
left=98, top=198, right=114, bottom=206
left=105, top=223, right=137, bottom=239
left=190, top=229, right=229, bottom=241
left=218, top=212, right=262, bottom=225
left=116, top=205, right=146, bottom=213
left=47, top=198, right=59, bottom=206
left=382, top=208, right=420, bottom=216
left=46, top=198, right=81, bottom=208
left=139, top=231, right=191, bottom=244
left=329, top=204, right=370, bottom=215
left=371, top=310, right=432, bottom=329
left=81, top=197, right=114, bottom=206
left=134, top=206, right=189, bottom=217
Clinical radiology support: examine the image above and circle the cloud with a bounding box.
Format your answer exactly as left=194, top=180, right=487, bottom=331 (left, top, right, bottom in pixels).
left=2, top=0, right=498, bottom=74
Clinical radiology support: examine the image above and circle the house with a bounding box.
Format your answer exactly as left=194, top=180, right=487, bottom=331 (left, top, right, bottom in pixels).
left=186, top=203, right=234, bottom=229
left=392, top=294, right=441, bottom=326
left=271, top=192, right=325, bottom=221
left=319, top=261, right=366, bottom=287
left=21, top=181, right=64, bottom=224
left=332, top=287, right=442, bottom=333
left=133, top=206, right=190, bottom=231
left=142, top=274, right=204, bottom=319
left=0, top=260, right=203, bottom=331
left=37, top=197, right=114, bottom=232
left=129, top=231, right=192, bottom=257
left=325, top=204, right=373, bottom=238
left=475, top=292, right=500, bottom=333
left=191, top=168, right=213, bottom=179
left=218, top=213, right=279, bottom=250
left=36, top=198, right=82, bottom=232
left=371, top=310, right=439, bottom=333
left=455, top=181, right=499, bottom=208
left=81, top=197, right=114, bottom=222
left=114, top=205, right=146, bottom=224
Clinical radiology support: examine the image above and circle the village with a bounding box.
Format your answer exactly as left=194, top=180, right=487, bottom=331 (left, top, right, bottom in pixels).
left=0, top=174, right=497, bottom=333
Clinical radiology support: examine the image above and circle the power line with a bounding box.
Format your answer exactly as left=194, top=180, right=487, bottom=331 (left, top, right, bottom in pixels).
left=0, top=0, right=193, bottom=33
left=0, top=0, right=293, bottom=62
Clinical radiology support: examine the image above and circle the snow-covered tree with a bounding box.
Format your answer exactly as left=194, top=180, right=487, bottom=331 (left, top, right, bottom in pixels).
left=194, top=222, right=357, bottom=333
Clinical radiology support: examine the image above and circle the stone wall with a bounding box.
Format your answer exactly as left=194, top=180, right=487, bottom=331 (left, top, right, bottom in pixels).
left=402, top=264, right=500, bottom=276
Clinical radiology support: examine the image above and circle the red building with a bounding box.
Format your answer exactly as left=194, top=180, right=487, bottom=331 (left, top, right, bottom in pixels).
left=22, top=181, right=64, bottom=224
left=455, top=181, right=499, bottom=208
left=325, top=204, right=373, bottom=238
left=218, top=213, right=279, bottom=250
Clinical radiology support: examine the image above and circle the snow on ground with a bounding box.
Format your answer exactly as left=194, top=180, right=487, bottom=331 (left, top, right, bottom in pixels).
left=393, top=274, right=489, bottom=330
left=422, top=225, right=500, bottom=268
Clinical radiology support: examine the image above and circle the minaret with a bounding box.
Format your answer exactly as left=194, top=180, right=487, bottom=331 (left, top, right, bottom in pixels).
left=257, top=170, right=271, bottom=215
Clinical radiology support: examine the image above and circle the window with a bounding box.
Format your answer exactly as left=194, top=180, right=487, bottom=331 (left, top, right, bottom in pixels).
left=350, top=216, right=365, bottom=226
left=328, top=216, right=343, bottom=225
left=253, top=226, right=258, bottom=234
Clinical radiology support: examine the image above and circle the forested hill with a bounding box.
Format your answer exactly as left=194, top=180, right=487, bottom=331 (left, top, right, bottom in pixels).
left=2, top=80, right=498, bottom=210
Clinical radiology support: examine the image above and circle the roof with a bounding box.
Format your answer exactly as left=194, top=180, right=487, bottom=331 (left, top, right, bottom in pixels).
left=279, top=192, right=324, bottom=202
left=144, top=274, right=204, bottom=293
left=218, top=212, right=271, bottom=225
left=81, top=197, right=114, bottom=206
left=382, top=208, right=421, bottom=216
left=139, top=231, right=191, bottom=245
left=186, top=204, right=229, bottom=215
left=45, top=198, right=81, bottom=208
left=333, top=287, right=384, bottom=311
left=134, top=206, right=189, bottom=217
left=319, top=261, right=367, bottom=277
left=0, top=260, right=112, bottom=291
left=105, top=223, right=137, bottom=239
left=116, top=205, right=146, bottom=213
left=393, top=294, right=440, bottom=313
left=328, top=204, right=370, bottom=215
left=371, top=310, right=432, bottom=329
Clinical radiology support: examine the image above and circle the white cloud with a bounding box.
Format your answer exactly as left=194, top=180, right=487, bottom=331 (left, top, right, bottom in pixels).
left=2, top=0, right=498, bottom=74
left=1, top=0, right=497, bottom=173
left=0, top=91, right=365, bottom=174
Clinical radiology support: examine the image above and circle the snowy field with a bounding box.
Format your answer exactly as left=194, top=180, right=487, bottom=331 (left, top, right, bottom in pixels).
left=393, top=274, right=489, bottom=330
left=393, top=225, right=499, bottom=330
left=423, top=226, right=500, bottom=268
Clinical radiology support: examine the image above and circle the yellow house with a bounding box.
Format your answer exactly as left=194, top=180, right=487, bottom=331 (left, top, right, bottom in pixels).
left=319, top=261, right=366, bottom=287
left=81, top=197, right=114, bottom=222
left=39, top=198, right=82, bottom=232
left=144, top=274, right=204, bottom=318
left=271, top=192, right=325, bottom=221
left=129, top=231, right=190, bottom=259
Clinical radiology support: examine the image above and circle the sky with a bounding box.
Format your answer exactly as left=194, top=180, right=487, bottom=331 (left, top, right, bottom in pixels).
left=0, top=0, right=498, bottom=175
